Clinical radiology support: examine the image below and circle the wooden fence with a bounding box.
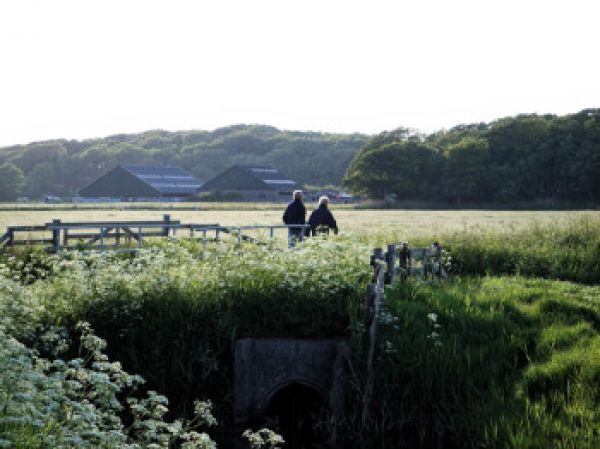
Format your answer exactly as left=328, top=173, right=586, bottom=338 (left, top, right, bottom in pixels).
left=0, top=214, right=310, bottom=253
left=361, top=242, right=448, bottom=431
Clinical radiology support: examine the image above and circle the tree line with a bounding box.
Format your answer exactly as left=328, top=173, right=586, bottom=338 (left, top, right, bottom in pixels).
left=0, top=125, right=369, bottom=200
left=1, top=109, right=599, bottom=206
left=343, top=109, right=600, bottom=206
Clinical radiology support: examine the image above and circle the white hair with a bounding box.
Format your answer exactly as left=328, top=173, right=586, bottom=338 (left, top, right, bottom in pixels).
left=293, top=190, right=303, bottom=200
left=318, top=195, right=329, bottom=206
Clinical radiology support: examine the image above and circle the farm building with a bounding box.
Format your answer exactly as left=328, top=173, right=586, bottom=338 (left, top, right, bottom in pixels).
left=78, top=165, right=203, bottom=201
left=198, top=165, right=301, bottom=202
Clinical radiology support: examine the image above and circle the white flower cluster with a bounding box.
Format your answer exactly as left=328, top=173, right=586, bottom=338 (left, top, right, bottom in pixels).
left=242, top=428, right=284, bottom=449
left=0, top=291, right=217, bottom=449
left=426, top=312, right=443, bottom=348
left=0, top=238, right=373, bottom=447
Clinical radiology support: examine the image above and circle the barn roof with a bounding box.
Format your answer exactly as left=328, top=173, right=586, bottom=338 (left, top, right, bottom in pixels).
left=200, top=165, right=300, bottom=192
left=121, top=165, right=203, bottom=195
left=238, top=165, right=298, bottom=188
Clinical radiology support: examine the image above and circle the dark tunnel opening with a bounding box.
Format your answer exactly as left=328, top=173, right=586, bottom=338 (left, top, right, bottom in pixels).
left=262, top=383, right=331, bottom=449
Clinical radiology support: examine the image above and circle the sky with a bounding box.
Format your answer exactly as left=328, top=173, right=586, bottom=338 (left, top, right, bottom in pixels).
left=0, top=0, right=599, bottom=146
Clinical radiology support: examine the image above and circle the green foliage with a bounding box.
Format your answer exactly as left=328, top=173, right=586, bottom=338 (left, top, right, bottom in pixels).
left=444, top=216, right=600, bottom=284
left=9, top=240, right=368, bottom=424
left=343, top=139, right=442, bottom=199
left=0, top=281, right=218, bottom=448
left=349, top=277, right=600, bottom=448
left=0, top=163, right=25, bottom=201
left=2, top=218, right=600, bottom=447
left=0, top=126, right=370, bottom=199
left=344, top=109, right=600, bottom=205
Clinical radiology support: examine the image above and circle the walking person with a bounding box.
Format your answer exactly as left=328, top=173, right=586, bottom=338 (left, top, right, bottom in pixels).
left=283, top=190, right=307, bottom=247
left=308, top=196, right=338, bottom=236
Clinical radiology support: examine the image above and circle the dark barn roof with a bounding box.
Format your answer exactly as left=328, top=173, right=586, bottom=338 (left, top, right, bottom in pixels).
left=121, top=165, right=202, bottom=195
left=199, top=165, right=300, bottom=192
left=79, top=165, right=203, bottom=198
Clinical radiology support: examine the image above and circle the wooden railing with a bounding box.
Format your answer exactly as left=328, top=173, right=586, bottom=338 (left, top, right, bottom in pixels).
left=0, top=215, right=310, bottom=253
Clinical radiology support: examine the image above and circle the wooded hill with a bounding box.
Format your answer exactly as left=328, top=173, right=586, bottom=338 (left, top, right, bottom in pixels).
left=0, top=125, right=369, bottom=200
left=344, top=109, right=600, bottom=206
left=1, top=109, right=599, bottom=205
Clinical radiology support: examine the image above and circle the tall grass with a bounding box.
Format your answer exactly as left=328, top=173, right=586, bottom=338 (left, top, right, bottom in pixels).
left=2, top=217, right=600, bottom=447
left=9, top=240, right=369, bottom=427
left=350, top=277, right=600, bottom=448
left=442, top=216, right=600, bottom=284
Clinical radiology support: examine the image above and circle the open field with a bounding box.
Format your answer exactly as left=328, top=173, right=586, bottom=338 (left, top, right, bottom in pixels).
left=2, top=208, right=600, bottom=239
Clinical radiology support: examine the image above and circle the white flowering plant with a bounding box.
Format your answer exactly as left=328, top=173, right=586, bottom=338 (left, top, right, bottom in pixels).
left=0, top=280, right=217, bottom=449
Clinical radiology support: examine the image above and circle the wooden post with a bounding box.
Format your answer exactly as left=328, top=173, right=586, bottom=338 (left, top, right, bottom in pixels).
left=371, top=248, right=384, bottom=282
left=51, top=219, right=61, bottom=253
left=398, top=242, right=409, bottom=278
left=100, top=227, right=105, bottom=253
left=7, top=227, right=15, bottom=247
left=385, top=244, right=397, bottom=285
left=363, top=283, right=378, bottom=333
left=162, top=214, right=171, bottom=237
left=362, top=256, right=385, bottom=432
left=432, top=242, right=440, bottom=278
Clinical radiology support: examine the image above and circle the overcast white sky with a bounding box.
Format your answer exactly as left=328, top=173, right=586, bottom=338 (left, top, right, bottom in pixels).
left=0, top=0, right=598, bottom=146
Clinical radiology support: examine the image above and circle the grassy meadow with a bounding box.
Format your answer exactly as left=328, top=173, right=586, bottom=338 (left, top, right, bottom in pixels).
left=2, top=205, right=599, bottom=237
left=1, top=204, right=600, bottom=448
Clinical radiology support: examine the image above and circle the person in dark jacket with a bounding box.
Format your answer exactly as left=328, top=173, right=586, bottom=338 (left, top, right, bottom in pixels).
left=283, top=190, right=306, bottom=247
left=308, top=196, right=338, bottom=236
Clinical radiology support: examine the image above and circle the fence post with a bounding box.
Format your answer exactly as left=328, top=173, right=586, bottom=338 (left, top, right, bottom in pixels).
left=431, top=242, right=443, bottom=278
left=362, top=248, right=386, bottom=432
left=7, top=227, right=15, bottom=247
left=385, top=244, right=397, bottom=285
left=162, top=214, right=171, bottom=237
left=51, top=219, right=61, bottom=253
left=398, top=242, right=409, bottom=278
left=371, top=248, right=383, bottom=282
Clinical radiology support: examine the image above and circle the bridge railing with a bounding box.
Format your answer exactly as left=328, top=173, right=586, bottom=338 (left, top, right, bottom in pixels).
left=0, top=215, right=310, bottom=254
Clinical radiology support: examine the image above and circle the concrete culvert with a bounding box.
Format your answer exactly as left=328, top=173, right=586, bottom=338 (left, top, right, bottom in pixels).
left=263, top=383, right=330, bottom=449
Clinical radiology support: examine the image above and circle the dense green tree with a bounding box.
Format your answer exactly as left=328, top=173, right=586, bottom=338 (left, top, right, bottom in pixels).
left=442, top=137, right=491, bottom=203
left=345, top=109, right=600, bottom=206
left=23, top=162, right=59, bottom=199
left=0, top=162, right=25, bottom=201
left=343, top=138, right=442, bottom=199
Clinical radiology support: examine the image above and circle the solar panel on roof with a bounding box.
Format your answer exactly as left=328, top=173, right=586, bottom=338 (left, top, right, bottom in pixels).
left=120, top=164, right=202, bottom=195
